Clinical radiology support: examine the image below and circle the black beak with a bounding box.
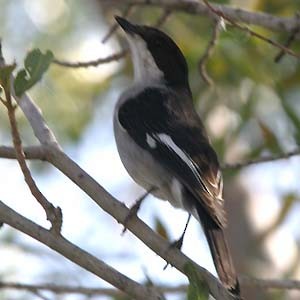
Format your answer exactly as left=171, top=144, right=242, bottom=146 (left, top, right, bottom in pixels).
left=115, top=16, right=138, bottom=35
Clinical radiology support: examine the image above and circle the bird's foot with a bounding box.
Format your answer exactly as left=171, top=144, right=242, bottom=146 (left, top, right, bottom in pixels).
left=163, top=214, right=191, bottom=270
left=122, top=187, right=156, bottom=234
left=163, top=236, right=184, bottom=270
left=122, top=197, right=144, bottom=234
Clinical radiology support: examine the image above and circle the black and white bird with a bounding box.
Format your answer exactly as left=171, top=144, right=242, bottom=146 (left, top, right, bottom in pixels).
left=114, top=16, right=240, bottom=297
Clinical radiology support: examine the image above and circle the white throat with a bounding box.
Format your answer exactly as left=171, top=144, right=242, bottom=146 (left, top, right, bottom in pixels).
left=126, top=34, right=163, bottom=84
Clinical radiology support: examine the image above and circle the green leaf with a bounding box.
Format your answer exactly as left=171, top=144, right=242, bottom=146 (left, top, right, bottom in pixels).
left=0, top=63, right=16, bottom=95
left=14, top=49, right=53, bottom=96
left=184, top=262, right=209, bottom=300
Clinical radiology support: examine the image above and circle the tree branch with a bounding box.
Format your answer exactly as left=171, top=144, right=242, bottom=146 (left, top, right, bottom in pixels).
left=202, top=0, right=299, bottom=60
left=0, top=144, right=234, bottom=299
left=2, top=276, right=300, bottom=297
left=106, top=0, right=300, bottom=35
left=53, top=9, right=172, bottom=69
left=53, top=50, right=127, bottom=68
left=1, top=145, right=299, bottom=170
left=222, top=148, right=300, bottom=170
left=0, top=282, right=187, bottom=297
left=0, top=201, right=163, bottom=300
left=45, top=146, right=235, bottom=300
left=198, top=18, right=221, bottom=85
left=241, top=276, right=300, bottom=290
left=1, top=97, right=62, bottom=233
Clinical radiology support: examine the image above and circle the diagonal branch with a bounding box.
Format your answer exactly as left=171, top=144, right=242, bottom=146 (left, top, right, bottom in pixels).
left=43, top=146, right=235, bottom=300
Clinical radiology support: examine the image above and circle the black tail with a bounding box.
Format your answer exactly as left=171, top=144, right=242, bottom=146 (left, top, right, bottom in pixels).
left=204, top=225, right=240, bottom=296
left=196, top=205, right=240, bottom=297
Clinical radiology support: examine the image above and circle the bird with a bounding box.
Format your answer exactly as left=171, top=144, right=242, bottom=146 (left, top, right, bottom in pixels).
left=113, top=16, right=240, bottom=297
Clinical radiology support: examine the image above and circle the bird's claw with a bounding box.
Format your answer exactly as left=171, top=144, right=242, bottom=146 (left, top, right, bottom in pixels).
left=122, top=198, right=143, bottom=234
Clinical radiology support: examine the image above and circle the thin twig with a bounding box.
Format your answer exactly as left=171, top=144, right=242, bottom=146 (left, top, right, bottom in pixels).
left=198, top=18, right=221, bottom=85
left=222, top=148, right=300, bottom=170
left=202, top=0, right=300, bottom=60
left=31, top=290, right=51, bottom=300
left=53, top=49, right=127, bottom=68
left=102, top=4, right=136, bottom=43
left=0, top=41, right=62, bottom=234
left=274, top=13, right=300, bottom=62
left=1, top=88, right=62, bottom=234
left=154, top=8, right=172, bottom=27
left=53, top=10, right=172, bottom=69
left=241, top=276, right=300, bottom=290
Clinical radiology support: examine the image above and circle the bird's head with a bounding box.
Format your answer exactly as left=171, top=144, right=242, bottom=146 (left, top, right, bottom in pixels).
left=115, top=16, right=190, bottom=90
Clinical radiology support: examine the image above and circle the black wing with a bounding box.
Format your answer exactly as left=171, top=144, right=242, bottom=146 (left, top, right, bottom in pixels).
left=118, top=87, right=226, bottom=227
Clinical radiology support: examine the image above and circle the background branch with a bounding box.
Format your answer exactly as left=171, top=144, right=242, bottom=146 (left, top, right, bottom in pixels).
left=202, top=0, right=299, bottom=59
left=107, top=0, right=300, bottom=34
left=222, top=148, right=300, bottom=170
left=2, top=276, right=300, bottom=297
left=198, top=18, right=221, bottom=85
left=53, top=50, right=127, bottom=68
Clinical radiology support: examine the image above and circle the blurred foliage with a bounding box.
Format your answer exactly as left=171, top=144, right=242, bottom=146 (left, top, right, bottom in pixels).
left=184, top=262, right=209, bottom=300
left=259, top=193, right=298, bottom=241
left=1, top=1, right=300, bottom=300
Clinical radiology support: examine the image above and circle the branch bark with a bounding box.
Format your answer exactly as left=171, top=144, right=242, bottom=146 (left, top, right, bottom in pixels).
left=0, top=201, right=163, bottom=300
left=0, top=282, right=187, bottom=297
left=105, top=0, right=300, bottom=35
left=2, top=276, right=300, bottom=297
left=1, top=145, right=299, bottom=170
left=0, top=145, right=234, bottom=299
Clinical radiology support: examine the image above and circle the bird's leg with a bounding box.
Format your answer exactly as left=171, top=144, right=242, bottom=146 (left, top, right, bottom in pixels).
left=122, top=186, right=156, bottom=234
left=163, top=214, right=191, bottom=270
left=170, top=213, right=191, bottom=250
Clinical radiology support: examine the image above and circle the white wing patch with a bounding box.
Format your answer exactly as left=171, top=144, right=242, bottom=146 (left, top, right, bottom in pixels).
left=146, top=133, right=157, bottom=148
left=156, top=133, right=199, bottom=176
left=155, top=133, right=214, bottom=198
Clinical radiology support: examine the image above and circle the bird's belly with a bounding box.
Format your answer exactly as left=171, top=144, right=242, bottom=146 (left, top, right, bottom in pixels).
left=114, top=117, right=172, bottom=201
